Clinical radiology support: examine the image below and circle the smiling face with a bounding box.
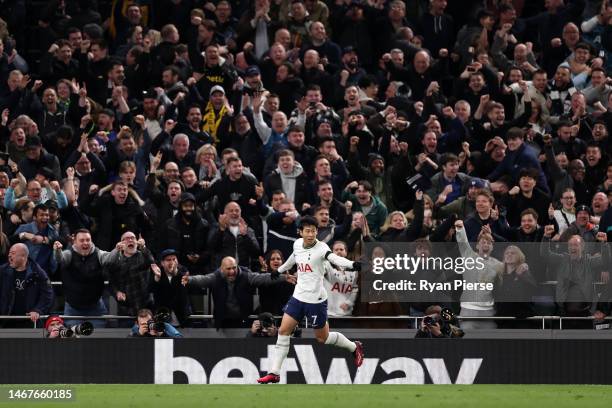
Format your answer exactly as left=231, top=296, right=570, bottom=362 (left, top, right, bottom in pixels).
left=317, top=182, right=333, bottom=203
left=520, top=213, right=537, bottom=234
left=475, top=194, right=493, bottom=216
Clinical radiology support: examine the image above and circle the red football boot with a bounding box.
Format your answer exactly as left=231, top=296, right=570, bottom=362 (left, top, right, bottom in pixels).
left=257, top=373, right=281, bottom=384
left=353, top=341, right=364, bottom=367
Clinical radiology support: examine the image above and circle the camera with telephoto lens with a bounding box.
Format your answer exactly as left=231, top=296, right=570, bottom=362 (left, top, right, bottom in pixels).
left=147, top=309, right=170, bottom=333
left=58, top=322, right=94, bottom=338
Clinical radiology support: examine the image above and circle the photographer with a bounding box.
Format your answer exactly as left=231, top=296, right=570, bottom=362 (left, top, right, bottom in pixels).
left=130, top=308, right=182, bottom=338
left=415, top=306, right=464, bottom=338
left=45, top=315, right=67, bottom=338
left=44, top=315, right=94, bottom=338
left=247, top=312, right=278, bottom=338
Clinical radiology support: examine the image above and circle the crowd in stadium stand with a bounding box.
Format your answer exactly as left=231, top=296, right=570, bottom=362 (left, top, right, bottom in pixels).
left=0, top=0, right=612, bottom=330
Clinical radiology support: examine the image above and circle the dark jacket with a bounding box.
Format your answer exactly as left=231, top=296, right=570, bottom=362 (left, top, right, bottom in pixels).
left=109, top=249, right=155, bottom=314
left=150, top=265, right=192, bottom=326
left=189, top=266, right=279, bottom=328
left=81, top=193, right=151, bottom=251
left=266, top=211, right=299, bottom=260
left=55, top=246, right=119, bottom=308
left=488, top=143, right=550, bottom=195
left=18, top=149, right=62, bottom=181
left=160, top=213, right=210, bottom=274
left=208, top=226, right=261, bottom=269
left=0, top=260, right=53, bottom=317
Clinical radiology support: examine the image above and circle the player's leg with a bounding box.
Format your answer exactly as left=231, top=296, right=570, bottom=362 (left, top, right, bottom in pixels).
left=312, top=302, right=364, bottom=367
left=258, top=298, right=302, bottom=384
left=272, top=312, right=300, bottom=371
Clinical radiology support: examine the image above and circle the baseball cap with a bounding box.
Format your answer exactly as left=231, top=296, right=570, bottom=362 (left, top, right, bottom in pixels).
left=25, top=136, right=42, bottom=149
left=179, top=192, right=196, bottom=205
left=142, top=88, right=158, bottom=99
left=368, top=153, right=384, bottom=166
left=245, top=66, right=261, bottom=77
left=342, top=46, right=357, bottom=55
left=159, top=249, right=178, bottom=260
left=45, top=315, right=64, bottom=330
left=36, top=167, right=56, bottom=181
left=470, top=178, right=488, bottom=189
left=99, top=108, right=115, bottom=118
left=45, top=200, right=59, bottom=210
left=576, top=205, right=591, bottom=215
left=209, top=85, right=225, bottom=96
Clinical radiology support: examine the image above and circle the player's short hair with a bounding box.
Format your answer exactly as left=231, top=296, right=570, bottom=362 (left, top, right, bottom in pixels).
left=298, top=215, right=318, bottom=230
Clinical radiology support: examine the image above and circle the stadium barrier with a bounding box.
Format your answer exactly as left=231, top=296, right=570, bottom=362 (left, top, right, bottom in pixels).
left=0, top=338, right=611, bottom=384
left=2, top=314, right=612, bottom=330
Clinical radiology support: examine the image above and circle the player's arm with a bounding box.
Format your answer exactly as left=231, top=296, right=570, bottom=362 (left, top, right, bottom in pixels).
left=277, top=252, right=296, bottom=273
left=325, top=251, right=360, bottom=271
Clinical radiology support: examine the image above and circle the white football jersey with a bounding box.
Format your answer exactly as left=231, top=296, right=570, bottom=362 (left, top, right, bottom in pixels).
left=278, top=238, right=355, bottom=304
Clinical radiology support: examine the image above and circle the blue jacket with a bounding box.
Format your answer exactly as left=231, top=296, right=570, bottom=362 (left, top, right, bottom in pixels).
left=130, top=323, right=183, bottom=338
left=487, top=143, right=550, bottom=195
left=14, top=222, right=60, bottom=275
left=0, top=260, right=54, bottom=316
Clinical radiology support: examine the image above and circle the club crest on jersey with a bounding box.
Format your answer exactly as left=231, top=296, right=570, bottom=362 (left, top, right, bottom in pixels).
left=297, top=263, right=313, bottom=273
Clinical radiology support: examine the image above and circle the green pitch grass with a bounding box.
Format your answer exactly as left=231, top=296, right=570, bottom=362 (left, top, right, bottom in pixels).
left=1, top=385, right=612, bottom=408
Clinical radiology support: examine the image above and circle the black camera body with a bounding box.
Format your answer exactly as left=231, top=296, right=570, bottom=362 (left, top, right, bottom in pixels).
left=147, top=310, right=171, bottom=334
left=421, top=308, right=464, bottom=338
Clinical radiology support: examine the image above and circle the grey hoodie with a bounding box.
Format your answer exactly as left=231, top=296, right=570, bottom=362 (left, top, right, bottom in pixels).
left=278, top=162, right=305, bottom=204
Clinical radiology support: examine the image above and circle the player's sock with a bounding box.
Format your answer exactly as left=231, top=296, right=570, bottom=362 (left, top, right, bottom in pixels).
left=325, top=331, right=357, bottom=352
left=269, top=334, right=291, bottom=374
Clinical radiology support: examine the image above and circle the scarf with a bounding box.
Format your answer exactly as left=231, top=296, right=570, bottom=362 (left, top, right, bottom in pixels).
left=203, top=102, right=227, bottom=143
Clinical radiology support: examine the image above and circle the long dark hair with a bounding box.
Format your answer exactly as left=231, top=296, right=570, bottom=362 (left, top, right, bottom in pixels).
left=264, top=249, right=284, bottom=272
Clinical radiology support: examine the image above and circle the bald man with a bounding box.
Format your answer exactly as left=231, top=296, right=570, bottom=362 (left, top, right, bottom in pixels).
left=183, top=256, right=295, bottom=328
left=208, top=201, right=261, bottom=268
left=0, top=243, right=53, bottom=327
